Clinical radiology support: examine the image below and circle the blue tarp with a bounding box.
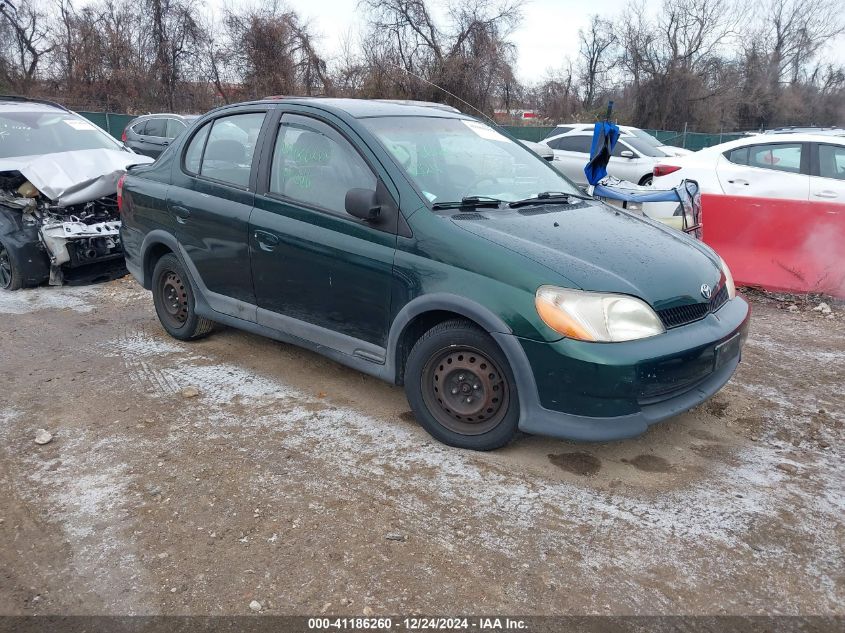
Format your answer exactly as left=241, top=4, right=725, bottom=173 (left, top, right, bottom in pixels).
left=584, top=120, right=620, bottom=185
left=592, top=184, right=680, bottom=203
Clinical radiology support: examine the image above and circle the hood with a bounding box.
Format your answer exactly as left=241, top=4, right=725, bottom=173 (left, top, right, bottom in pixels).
left=450, top=201, right=721, bottom=310
left=0, top=148, right=154, bottom=206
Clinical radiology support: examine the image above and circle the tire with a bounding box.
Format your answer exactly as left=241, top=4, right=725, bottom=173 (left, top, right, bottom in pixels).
left=404, top=319, right=519, bottom=451
left=639, top=174, right=653, bottom=186
left=151, top=253, right=214, bottom=340
left=0, top=238, right=23, bottom=291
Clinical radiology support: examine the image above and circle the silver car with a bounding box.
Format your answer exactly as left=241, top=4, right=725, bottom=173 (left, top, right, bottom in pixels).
left=122, top=113, right=199, bottom=158
left=543, top=130, right=668, bottom=186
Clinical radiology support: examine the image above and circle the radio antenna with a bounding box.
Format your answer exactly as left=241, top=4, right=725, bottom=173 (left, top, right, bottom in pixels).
left=386, top=62, right=502, bottom=128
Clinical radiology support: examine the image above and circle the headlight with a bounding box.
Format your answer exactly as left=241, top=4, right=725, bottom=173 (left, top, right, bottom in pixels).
left=535, top=286, right=665, bottom=342
left=719, top=256, right=736, bottom=299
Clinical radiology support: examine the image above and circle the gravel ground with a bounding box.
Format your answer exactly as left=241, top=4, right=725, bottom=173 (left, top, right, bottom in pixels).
left=0, top=278, right=842, bottom=616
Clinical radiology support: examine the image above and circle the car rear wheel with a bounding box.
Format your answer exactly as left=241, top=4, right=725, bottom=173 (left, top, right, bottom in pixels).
left=0, top=239, right=23, bottom=291
left=405, top=319, right=519, bottom=450
left=152, top=253, right=214, bottom=340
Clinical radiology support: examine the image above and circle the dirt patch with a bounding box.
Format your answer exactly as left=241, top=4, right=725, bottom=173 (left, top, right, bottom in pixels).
left=547, top=452, right=602, bottom=476
left=0, top=279, right=843, bottom=616
left=621, top=454, right=673, bottom=473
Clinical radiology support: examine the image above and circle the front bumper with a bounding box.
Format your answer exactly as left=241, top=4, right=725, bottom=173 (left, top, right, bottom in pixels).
left=494, top=296, right=750, bottom=441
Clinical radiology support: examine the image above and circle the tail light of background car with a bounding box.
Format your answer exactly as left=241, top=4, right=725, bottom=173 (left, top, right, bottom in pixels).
left=653, top=164, right=682, bottom=178
left=121, top=128, right=128, bottom=142
left=116, top=174, right=125, bottom=213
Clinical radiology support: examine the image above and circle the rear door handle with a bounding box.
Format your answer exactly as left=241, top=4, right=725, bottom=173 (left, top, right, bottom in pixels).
left=728, top=179, right=750, bottom=185
left=171, top=205, right=191, bottom=224
left=813, top=190, right=838, bottom=198
left=254, top=230, right=280, bottom=251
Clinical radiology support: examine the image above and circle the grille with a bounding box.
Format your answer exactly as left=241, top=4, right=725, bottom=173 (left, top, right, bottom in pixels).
left=657, top=303, right=709, bottom=329
left=710, top=283, right=729, bottom=312
left=656, top=283, right=730, bottom=329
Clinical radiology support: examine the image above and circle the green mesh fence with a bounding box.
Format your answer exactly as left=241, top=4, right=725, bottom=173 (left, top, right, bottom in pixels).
left=73, top=113, right=745, bottom=149
left=641, top=129, right=746, bottom=151
left=78, top=111, right=138, bottom=139
left=501, top=126, right=745, bottom=151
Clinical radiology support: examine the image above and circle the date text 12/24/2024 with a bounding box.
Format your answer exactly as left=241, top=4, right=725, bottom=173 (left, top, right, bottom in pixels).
left=307, top=617, right=528, bottom=630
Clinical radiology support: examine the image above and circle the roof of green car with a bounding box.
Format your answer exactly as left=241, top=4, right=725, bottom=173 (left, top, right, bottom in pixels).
left=237, top=97, right=470, bottom=120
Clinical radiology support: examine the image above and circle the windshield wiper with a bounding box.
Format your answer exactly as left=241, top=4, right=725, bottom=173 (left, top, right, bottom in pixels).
left=431, top=196, right=506, bottom=210
left=509, top=191, right=592, bottom=208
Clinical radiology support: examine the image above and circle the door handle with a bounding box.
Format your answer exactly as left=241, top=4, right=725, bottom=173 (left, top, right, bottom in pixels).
left=727, top=179, right=750, bottom=185
left=813, top=190, right=838, bottom=198
left=171, top=205, right=191, bottom=224
left=254, top=230, right=280, bottom=251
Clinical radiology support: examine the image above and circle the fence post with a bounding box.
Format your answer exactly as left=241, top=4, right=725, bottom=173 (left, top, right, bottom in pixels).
left=682, top=122, right=688, bottom=149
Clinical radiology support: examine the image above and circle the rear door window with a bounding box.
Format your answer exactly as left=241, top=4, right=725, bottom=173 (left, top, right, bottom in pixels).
left=144, top=118, right=167, bottom=138
left=131, top=121, right=147, bottom=135
left=182, top=112, right=266, bottom=187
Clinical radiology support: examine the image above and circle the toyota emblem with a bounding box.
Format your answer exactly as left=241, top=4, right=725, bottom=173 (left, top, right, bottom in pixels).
left=700, top=284, right=712, bottom=299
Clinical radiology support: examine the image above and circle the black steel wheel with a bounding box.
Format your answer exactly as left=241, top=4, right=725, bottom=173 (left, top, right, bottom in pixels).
left=405, top=319, right=519, bottom=450
left=160, top=270, right=190, bottom=328
left=152, top=253, right=214, bottom=340
left=0, top=239, right=23, bottom=291
left=421, top=346, right=510, bottom=436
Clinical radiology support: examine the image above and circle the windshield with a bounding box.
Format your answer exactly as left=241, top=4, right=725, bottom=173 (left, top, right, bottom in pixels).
left=628, top=128, right=666, bottom=150
left=361, top=116, right=581, bottom=204
left=621, top=134, right=665, bottom=157
left=0, top=110, right=124, bottom=159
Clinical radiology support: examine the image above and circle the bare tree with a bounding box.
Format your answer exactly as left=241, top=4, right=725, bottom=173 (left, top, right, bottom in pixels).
left=220, top=0, right=331, bottom=100
left=0, top=0, right=54, bottom=89
left=577, top=15, right=617, bottom=109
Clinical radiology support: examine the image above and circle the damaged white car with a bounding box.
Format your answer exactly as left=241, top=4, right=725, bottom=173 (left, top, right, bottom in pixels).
left=0, top=96, right=153, bottom=290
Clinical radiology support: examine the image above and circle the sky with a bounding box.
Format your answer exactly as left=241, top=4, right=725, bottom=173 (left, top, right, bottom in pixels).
left=204, top=0, right=844, bottom=85
left=207, top=0, right=632, bottom=84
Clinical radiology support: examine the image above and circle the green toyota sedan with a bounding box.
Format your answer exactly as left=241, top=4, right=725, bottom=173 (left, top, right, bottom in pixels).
left=118, top=98, right=749, bottom=450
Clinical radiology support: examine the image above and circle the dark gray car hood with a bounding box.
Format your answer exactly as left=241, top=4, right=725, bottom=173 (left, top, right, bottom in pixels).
left=450, top=201, right=721, bottom=309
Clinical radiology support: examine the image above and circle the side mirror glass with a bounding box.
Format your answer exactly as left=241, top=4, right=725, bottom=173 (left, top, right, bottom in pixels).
left=345, top=188, right=381, bottom=222
left=620, top=150, right=635, bottom=159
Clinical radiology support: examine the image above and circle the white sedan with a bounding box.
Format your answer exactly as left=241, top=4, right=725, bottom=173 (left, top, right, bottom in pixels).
left=647, top=133, right=845, bottom=296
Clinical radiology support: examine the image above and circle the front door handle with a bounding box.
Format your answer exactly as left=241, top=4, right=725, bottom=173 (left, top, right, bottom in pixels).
left=813, top=190, right=838, bottom=199
left=171, top=205, right=191, bottom=224
left=254, top=230, right=280, bottom=251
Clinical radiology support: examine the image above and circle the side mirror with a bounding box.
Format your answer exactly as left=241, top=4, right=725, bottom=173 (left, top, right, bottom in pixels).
left=345, top=188, right=381, bottom=222
left=620, top=150, right=636, bottom=159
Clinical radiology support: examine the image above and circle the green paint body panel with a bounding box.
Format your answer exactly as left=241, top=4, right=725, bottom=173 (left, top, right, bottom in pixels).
left=120, top=98, right=750, bottom=442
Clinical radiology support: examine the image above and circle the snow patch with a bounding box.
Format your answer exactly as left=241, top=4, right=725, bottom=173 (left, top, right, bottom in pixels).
left=0, top=285, right=99, bottom=314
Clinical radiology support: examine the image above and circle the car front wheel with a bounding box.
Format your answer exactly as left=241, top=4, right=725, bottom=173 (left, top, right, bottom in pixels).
left=151, top=253, right=214, bottom=340
left=405, top=319, right=519, bottom=450
left=0, top=239, right=23, bottom=291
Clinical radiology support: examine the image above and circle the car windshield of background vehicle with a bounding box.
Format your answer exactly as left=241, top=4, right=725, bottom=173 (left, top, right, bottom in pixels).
left=630, top=128, right=664, bottom=149
left=620, top=135, right=664, bottom=157
left=0, top=111, right=124, bottom=158
left=362, top=116, right=581, bottom=204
